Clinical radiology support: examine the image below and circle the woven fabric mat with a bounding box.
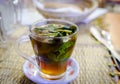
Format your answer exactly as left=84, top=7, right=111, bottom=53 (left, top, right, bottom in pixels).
left=0, top=27, right=116, bottom=84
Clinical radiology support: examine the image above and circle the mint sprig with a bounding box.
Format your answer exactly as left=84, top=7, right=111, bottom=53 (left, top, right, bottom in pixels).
left=48, top=41, right=75, bottom=62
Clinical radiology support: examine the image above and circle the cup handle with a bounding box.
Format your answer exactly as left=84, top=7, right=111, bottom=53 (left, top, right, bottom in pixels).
left=15, top=35, right=37, bottom=66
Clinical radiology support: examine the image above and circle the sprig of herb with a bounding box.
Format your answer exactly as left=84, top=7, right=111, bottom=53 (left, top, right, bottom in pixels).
left=33, top=24, right=77, bottom=62
left=48, top=41, right=75, bottom=62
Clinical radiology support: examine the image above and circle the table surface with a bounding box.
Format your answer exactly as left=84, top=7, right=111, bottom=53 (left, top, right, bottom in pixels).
left=0, top=22, right=118, bottom=84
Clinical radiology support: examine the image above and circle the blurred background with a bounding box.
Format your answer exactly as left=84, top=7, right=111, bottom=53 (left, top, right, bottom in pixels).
left=0, top=0, right=120, bottom=83
left=0, top=0, right=120, bottom=48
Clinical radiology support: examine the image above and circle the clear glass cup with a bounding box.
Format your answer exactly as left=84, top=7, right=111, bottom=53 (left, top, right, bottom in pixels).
left=0, top=0, right=22, bottom=35
left=0, top=13, right=8, bottom=48
left=16, top=19, right=78, bottom=80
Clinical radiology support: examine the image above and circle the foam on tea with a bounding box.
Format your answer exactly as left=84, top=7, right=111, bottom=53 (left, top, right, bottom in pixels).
left=29, top=24, right=77, bottom=79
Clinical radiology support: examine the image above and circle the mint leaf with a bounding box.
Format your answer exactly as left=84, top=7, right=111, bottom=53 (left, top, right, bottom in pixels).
left=48, top=41, right=75, bottom=62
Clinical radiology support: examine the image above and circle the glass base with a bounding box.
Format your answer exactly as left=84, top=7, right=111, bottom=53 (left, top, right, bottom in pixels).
left=40, top=71, right=66, bottom=80
left=23, top=57, right=79, bottom=84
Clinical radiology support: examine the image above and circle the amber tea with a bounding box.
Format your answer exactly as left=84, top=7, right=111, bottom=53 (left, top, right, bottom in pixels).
left=29, top=20, right=78, bottom=80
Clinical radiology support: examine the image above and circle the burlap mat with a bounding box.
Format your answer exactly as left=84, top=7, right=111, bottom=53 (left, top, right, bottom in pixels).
left=0, top=26, right=117, bottom=84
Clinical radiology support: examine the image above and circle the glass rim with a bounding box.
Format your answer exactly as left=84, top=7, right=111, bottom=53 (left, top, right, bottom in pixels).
left=29, top=19, right=79, bottom=39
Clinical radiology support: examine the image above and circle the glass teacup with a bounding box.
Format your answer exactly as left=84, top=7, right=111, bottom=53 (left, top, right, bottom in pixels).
left=16, top=19, right=78, bottom=80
